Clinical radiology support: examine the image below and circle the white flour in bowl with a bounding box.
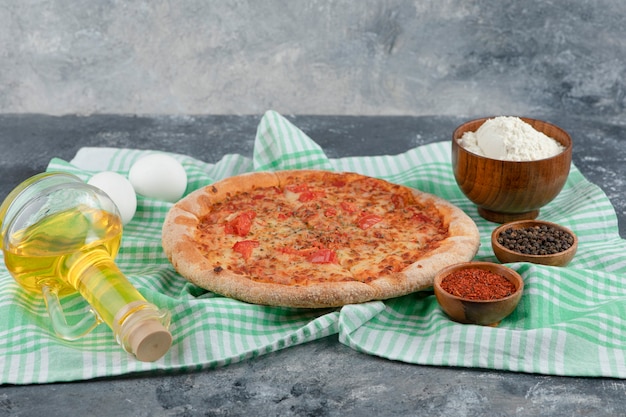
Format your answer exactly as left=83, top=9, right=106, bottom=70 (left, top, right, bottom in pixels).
left=459, top=116, right=565, bottom=161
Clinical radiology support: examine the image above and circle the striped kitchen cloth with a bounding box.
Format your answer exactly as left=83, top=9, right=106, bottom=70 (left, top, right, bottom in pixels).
left=1, top=110, right=625, bottom=384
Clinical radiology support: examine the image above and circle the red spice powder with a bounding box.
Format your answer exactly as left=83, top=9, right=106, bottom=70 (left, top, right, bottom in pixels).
left=440, top=268, right=516, bottom=300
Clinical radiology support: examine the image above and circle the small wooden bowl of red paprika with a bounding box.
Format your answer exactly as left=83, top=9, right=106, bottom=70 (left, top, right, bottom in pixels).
left=434, top=262, right=524, bottom=327
left=491, top=220, right=578, bottom=267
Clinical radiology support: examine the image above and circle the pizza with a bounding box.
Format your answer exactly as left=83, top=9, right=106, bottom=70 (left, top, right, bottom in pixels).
left=162, top=170, right=480, bottom=308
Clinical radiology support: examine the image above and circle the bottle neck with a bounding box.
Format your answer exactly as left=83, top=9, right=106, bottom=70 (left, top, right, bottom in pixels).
left=66, top=247, right=172, bottom=361
left=65, top=247, right=143, bottom=327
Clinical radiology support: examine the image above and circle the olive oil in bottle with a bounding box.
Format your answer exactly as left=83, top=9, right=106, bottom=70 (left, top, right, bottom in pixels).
left=0, top=172, right=172, bottom=361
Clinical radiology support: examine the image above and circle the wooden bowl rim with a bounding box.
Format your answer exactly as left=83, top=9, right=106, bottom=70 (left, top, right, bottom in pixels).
left=434, top=261, right=524, bottom=304
left=491, top=220, right=579, bottom=260
left=452, top=116, right=573, bottom=163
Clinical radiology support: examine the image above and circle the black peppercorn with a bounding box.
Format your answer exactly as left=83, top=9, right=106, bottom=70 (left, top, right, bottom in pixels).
left=497, top=224, right=574, bottom=255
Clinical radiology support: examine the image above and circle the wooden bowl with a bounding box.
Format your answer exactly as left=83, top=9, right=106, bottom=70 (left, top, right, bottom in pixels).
left=491, top=220, right=578, bottom=266
left=451, top=117, right=572, bottom=223
left=434, top=262, right=524, bottom=327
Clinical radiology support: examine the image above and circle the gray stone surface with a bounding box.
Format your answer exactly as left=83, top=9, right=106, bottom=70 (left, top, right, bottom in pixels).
left=1, top=0, right=626, bottom=120
left=0, top=113, right=625, bottom=416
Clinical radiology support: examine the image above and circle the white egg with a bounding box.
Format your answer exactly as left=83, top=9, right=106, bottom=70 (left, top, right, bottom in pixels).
left=128, top=153, right=187, bottom=203
left=88, top=171, right=137, bottom=225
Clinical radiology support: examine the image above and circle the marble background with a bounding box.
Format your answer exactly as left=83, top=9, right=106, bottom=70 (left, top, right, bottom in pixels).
left=1, top=0, right=625, bottom=120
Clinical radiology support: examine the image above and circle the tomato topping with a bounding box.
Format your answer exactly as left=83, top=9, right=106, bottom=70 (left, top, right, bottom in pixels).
left=279, top=246, right=300, bottom=255
left=232, top=240, right=259, bottom=260
left=391, top=194, right=407, bottom=209
left=224, top=211, right=256, bottom=236
left=357, top=213, right=383, bottom=230
left=413, top=212, right=431, bottom=223
left=252, top=194, right=265, bottom=200
left=286, top=184, right=309, bottom=193
left=340, top=201, right=357, bottom=213
left=324, top=208, right=337, bottom=217
left=285, top=183, right=326, bottom=202
left=277, top=212, right=290, bottom=221
left=298, top=190, right=326, bottom=202
left=306, top=249, right=338, bottom=264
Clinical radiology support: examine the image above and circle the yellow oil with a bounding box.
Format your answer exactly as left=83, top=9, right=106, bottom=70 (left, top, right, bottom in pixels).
left=3, top=204, right=147, bottom=328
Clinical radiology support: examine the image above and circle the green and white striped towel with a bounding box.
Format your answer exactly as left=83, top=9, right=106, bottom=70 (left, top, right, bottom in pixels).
left=1, top=110, right=625, bottom=384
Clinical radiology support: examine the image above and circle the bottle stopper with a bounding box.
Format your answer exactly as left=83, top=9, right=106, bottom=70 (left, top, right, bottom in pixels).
left=127, top=318, right=172, bottom=362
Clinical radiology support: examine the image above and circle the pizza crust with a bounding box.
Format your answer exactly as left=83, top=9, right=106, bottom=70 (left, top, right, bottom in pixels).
left=162, top=170, right=480, bottom=308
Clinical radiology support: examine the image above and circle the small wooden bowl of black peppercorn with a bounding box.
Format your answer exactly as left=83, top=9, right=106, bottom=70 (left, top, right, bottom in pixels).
left=491, top=220, right=578, bottom=267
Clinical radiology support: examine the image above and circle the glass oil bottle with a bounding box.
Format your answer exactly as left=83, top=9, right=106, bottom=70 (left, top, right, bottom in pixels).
left=0, top=172, right=172, bottom=362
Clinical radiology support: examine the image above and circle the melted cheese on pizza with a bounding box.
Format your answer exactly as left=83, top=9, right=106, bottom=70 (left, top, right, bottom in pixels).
left=195, top=174, right=448, bottom=285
